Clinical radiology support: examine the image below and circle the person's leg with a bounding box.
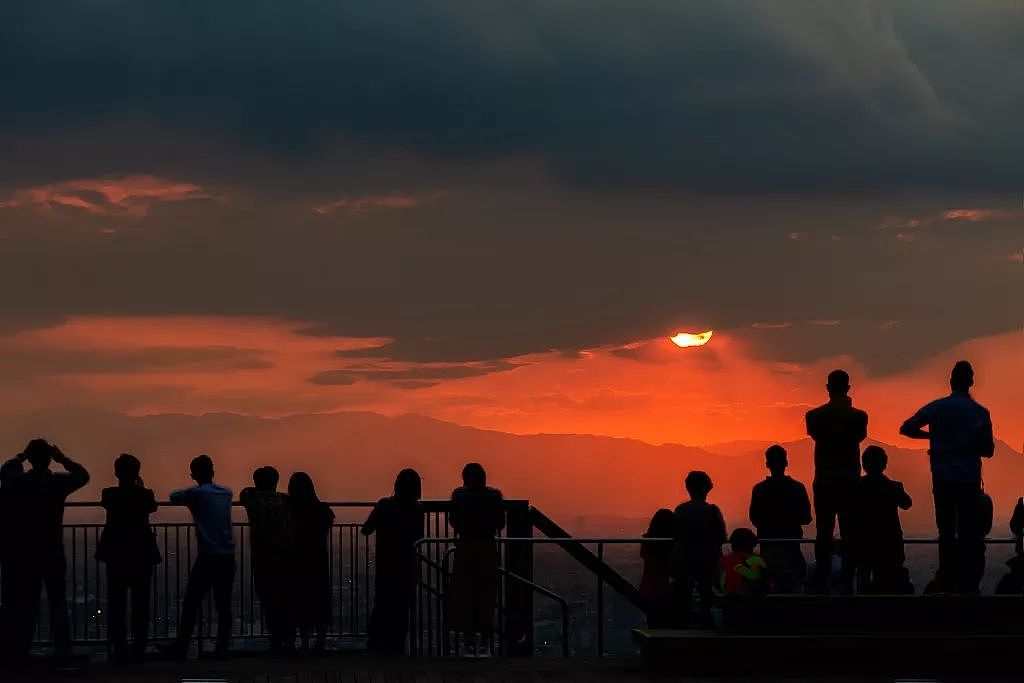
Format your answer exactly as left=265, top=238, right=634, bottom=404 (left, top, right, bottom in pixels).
left=954, top=482, right=983, bottom=594
left=932, top=480, right=956, bottom=591
left=175, top=556, right=214, bottom=652
left=211, top=555, right=236, bottom=654
left=43, top=556, right=71, bottom=658
left=834, top=481, right=856, bottom=591
left=107, top=565, right=130, bottom=659
left=7, top=561, right=43, bottom=659
left=813, top=481, right=837, bottom=589
left=130, top=570, right=152, bottom=657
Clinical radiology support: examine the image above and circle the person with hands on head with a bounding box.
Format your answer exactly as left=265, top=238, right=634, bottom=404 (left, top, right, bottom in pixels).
left=0, top=439, right=89, bottom=661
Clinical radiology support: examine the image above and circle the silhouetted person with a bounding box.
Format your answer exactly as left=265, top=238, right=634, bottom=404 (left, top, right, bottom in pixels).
left=160, top=455, right=235, bottom=659
left=995, top=554, right=1024, bottom=595
left=97, top=454, right=160, bottom=662
left=719, top=528, right=768, bottom=596
left=1011, top=497, right=1024, bottom=555
left=288, top=472, right=334, bottom=653
left=362, top=468, right=423, bottom=654
left=240, top=466, right=294, bottom=654
left=0, top=456, right=19, bottom=656
left=671, top=471, right=727, bottom=627
left=749, top=445, right=812, bottom=593
left=901, top=360, right=994, bottom=594
left=450, top=462, right=505, bottom=656
left=850, top=446, right=912, bottom=593
left=0, top=439, right=89, bottom=660
left=806, top=369, right=867, bottom=593
left=639, top=509, right=674, bottom=627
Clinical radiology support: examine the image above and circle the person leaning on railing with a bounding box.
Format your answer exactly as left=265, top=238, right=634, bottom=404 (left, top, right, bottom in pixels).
left=157, top=455, right=235, bottom=660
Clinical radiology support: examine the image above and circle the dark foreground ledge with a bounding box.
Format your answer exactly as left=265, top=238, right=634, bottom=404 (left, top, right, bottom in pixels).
left=635, top=594, right=1024, bottom=677
left=4, top=651, right=1024, bottom=683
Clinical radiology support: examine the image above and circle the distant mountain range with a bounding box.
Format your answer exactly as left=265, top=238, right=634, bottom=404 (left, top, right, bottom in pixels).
left=2, top=406, right=1020, bottom=535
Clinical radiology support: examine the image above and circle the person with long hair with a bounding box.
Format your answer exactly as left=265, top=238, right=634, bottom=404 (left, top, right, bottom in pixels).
left=362, top=468, right=423, bottom=654
left=639, top=508, right=674, bottom=627
left=288, top=472, right=334, bottom=653
left=97, top=454, right=160, bottom=662
left=449, top=462, right=505, bottom=657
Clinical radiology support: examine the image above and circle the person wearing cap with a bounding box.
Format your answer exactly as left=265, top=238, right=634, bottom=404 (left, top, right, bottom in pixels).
left=901, top=360, right=994, bottom=594
left=805, top=369, right=868, bottom=593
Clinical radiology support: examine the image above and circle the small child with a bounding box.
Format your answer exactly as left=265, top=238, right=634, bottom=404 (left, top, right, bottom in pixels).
left=851, top=445, right=912, bottom=593
left=671, top=471, right=727, bottom=627
left=719, top=528, right=768, bottom=596
left=639, top=509, right=674, bottom=627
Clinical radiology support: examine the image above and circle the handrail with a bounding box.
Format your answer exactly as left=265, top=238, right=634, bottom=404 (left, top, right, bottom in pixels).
left=413, top=542, right=572, bottom=658
left=63, top=498, right=529, bottom=508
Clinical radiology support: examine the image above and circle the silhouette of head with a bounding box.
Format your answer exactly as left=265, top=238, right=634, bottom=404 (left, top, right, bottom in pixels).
left=462, top=462, right=487, bottom=489
left=22, top=439, right=53, bottom=470
left=684, top=470, right=713, bottom=501
left=394, top=468, right=422, bottom=502
left=765, top=444, right=788, bottom=475
left=645, top=508, right=674, bottom=538
left=253, top=465, right=279, bottom=491
left=288, top=471, right=318, bottom=504
left=826, top=369, right=850, bottom=398
left=861, top=445, right=888, bottom=475
left=190, top=454, right=214, bottom=484
left=114, top=453, right=141, bottom=484
left=950, top=360, right=974, bottom=393
left=729, top=527, right=758, bottom=553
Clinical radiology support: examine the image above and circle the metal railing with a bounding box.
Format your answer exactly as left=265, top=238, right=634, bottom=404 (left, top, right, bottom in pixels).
left=27, top=499, right=530, bottom=651
left=411, top=535, right=1022, bottom=658
left=22, top=501, right=1023, bottom=658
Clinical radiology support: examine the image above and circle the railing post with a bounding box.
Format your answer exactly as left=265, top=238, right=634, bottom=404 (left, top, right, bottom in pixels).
left=505, top=500, right=534, bottom=657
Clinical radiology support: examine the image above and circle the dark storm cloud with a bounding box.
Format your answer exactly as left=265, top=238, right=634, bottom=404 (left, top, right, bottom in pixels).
left=2, top=1, right=1023, bottom=192
left=0, top=1, right=1020, bottom=374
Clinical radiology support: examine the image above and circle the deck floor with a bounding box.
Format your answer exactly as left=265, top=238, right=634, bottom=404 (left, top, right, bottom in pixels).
left=2, top=654, right=1019, bottom=683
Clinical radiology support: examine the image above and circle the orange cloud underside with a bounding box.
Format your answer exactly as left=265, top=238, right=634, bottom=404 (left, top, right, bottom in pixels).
left=0, top=316, right=1020, bottom=452
left=0, top=175, right=212, bottom=216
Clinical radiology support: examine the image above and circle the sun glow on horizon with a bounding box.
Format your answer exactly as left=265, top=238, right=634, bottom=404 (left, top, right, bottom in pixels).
left=669, top=330, right=713, bottom=348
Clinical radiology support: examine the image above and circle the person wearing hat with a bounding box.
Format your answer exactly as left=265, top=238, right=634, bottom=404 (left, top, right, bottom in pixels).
left=901, top=360, right=995, bottom=594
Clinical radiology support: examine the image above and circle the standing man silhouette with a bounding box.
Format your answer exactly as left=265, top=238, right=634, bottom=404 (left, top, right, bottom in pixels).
left=749, top=445, right=812, bottom=593
left=160, top=455, right=235, bottom=659
left=0, top=439, right=89, bottom=661
left=806, top=370, right=867, bottom=593
left=901, top=360, right=994, bottom=594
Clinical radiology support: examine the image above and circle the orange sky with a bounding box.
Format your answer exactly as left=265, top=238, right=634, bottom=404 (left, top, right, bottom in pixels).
left=1, top=315, right=1019, bottom=451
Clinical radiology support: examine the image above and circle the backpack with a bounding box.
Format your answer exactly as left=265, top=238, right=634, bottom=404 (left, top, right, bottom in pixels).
left=977, top=484, right=994, bottom=538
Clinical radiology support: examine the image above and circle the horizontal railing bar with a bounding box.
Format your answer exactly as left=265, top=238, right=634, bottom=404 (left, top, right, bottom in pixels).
left=64, top=498, right=528, bottom=508
left=415, top=536, right=1021, bottom=545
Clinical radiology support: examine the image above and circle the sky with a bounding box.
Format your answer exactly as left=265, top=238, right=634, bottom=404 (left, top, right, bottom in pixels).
left=0, top=2, right=1021, bottom=460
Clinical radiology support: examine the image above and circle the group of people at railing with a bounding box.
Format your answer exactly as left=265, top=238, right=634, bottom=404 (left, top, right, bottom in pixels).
left=0, top=437, right=506, bottom=664
left=638, top=361, right=1009, bottom=628
left=0, top=358, right=1011, bottom=664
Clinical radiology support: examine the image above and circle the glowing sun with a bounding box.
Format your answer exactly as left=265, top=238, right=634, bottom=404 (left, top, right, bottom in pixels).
left=670, top=330, right=713, bottom=348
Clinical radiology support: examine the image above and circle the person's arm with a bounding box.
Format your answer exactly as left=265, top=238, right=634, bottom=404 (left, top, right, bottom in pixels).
left=798, top=484, right=812, bottom=525
left=977, top=411, right=995, bottom=459
left=144, top=488, right=158, bottom=514
left=361, top=499, right=383, bottom=536
left=805, top=410, right=818, bottom=441
left=748, top=486, right=763, bottom=531
left=715, top=506, right=728, bottom=545
left=448, top=489, right=463, bottom=533
left=854, top=411, right=868, bottom=444
left=896, top=483, right=912, bottom=510
left=52, top=446, right=89, bottom=492
left=900, top=405, right=931, bottom=440
left=169, top=487, right=193, bottom=505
